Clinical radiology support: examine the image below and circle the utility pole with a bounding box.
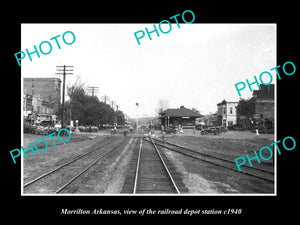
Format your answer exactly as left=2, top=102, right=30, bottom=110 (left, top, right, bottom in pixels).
left=110, top=101, right=115, bottom=110
left=116, top=105, right=120, bottom=125
left=136, top=102, right=139, bottom=131
left=56, top=65, right=73, bottom=129
left=101, top=94, right=110, bottom=104
left=87, top=86, right=99, bottom=97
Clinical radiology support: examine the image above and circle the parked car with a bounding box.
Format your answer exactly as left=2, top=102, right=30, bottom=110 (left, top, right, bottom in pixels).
left=54, top=123, right=62, bottom=131
left=252, top=126, right=274, bottom=134
left=195, top=124, right=202, bottom=130
left=40, top=121, right=53, bottom=127
left=66, top=125, right=75, bottom=132
left=201, top=127, right=219, bottom=135
left=227, top=124, right=238, bottom=130
left=78, top=125, right=98, bottom=132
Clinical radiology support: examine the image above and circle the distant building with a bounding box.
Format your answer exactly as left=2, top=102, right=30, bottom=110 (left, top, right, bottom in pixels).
left=23, top=93, right=33, bottom=112
left=159, top=106, right=203, bottom=128
left=23, top=77, right=61, bottom=123
left=217, top=100, right=238, bottom=127
left=23, top=93, right=55, bottom=123
left=24, top=77, right=61, bottom=113
left=252, top=84, right=274, bottom=121
left=200, top=113, right=218, bottom=127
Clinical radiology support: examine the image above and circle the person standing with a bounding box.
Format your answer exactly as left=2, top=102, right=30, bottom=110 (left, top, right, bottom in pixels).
left=179, top=124, right=183, bottom=134
left=255, top=121, right=260, bottom=136
left=161, top=125, right=166, bottom=141
left=123, top=125, right=128, bottom=136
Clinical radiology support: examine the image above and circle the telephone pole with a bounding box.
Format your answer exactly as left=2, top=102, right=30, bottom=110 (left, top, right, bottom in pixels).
left=101, top=94, right=110, bottom=104
left=110, top=101, right=115, bottom=110
left=56, top=65, right=73, bottom=128
left=115, top=105, right=120, bottom=125
left=87, top=86, right=99, bottom=97
left=136, top=102, right=139, bottom=131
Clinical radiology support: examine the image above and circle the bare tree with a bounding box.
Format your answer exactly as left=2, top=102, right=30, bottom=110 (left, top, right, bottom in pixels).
left=192, top=108, right=201, bottom=114
left=155, top=99, right=169, bottom=115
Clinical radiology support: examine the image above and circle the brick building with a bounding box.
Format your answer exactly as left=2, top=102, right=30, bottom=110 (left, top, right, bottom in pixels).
left=24, top=77, right=61, bottom=113
left=252, top=84, right=274, bottom=121
left=23, top=77, right=61, bottom=123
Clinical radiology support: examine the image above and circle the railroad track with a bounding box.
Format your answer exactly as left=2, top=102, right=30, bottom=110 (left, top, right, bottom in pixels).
left=121, top=137, right=188, bottom=194
left=145, top=137, right=274, bottom=183
left=23, top=137, right=128, bottom=194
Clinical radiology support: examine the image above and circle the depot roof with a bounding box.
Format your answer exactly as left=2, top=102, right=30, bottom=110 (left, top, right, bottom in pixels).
left=159, top=106, right=203, bottom=118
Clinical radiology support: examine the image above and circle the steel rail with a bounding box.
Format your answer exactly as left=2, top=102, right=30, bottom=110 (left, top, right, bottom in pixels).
left=151, top=137, right=274, bottom=175
left=23, top=138, right=114, bottom=188
left=149, top=136, right=180, bottom=194
left=24, top=139, right=113, bottom=187
left=133, top=137, right=143, bottom=194
left=55, top=139, right=126, bottom=194
left=145, top=137, right=274, bottom=183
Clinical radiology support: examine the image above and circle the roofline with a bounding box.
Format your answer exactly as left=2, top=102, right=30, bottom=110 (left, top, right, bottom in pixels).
left=24, top=77, right=61, bottom=81
left=159, top=115, right=202, bottom=118
left=217, top=101, right=238, bottom=105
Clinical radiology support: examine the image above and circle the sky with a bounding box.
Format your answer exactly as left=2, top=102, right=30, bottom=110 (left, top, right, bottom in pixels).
left=21, top=23, right=276, bottom=118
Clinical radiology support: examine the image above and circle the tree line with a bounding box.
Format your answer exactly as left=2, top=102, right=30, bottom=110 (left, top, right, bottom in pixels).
left=56, top=81, right=125, bottom=127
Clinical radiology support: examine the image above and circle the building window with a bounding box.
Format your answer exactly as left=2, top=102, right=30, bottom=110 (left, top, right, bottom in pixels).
left=230, top=107, right=233, bottom=114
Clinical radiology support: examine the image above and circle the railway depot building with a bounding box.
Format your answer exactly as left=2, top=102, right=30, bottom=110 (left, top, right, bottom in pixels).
left=159, top=106, right=202, bottom=128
